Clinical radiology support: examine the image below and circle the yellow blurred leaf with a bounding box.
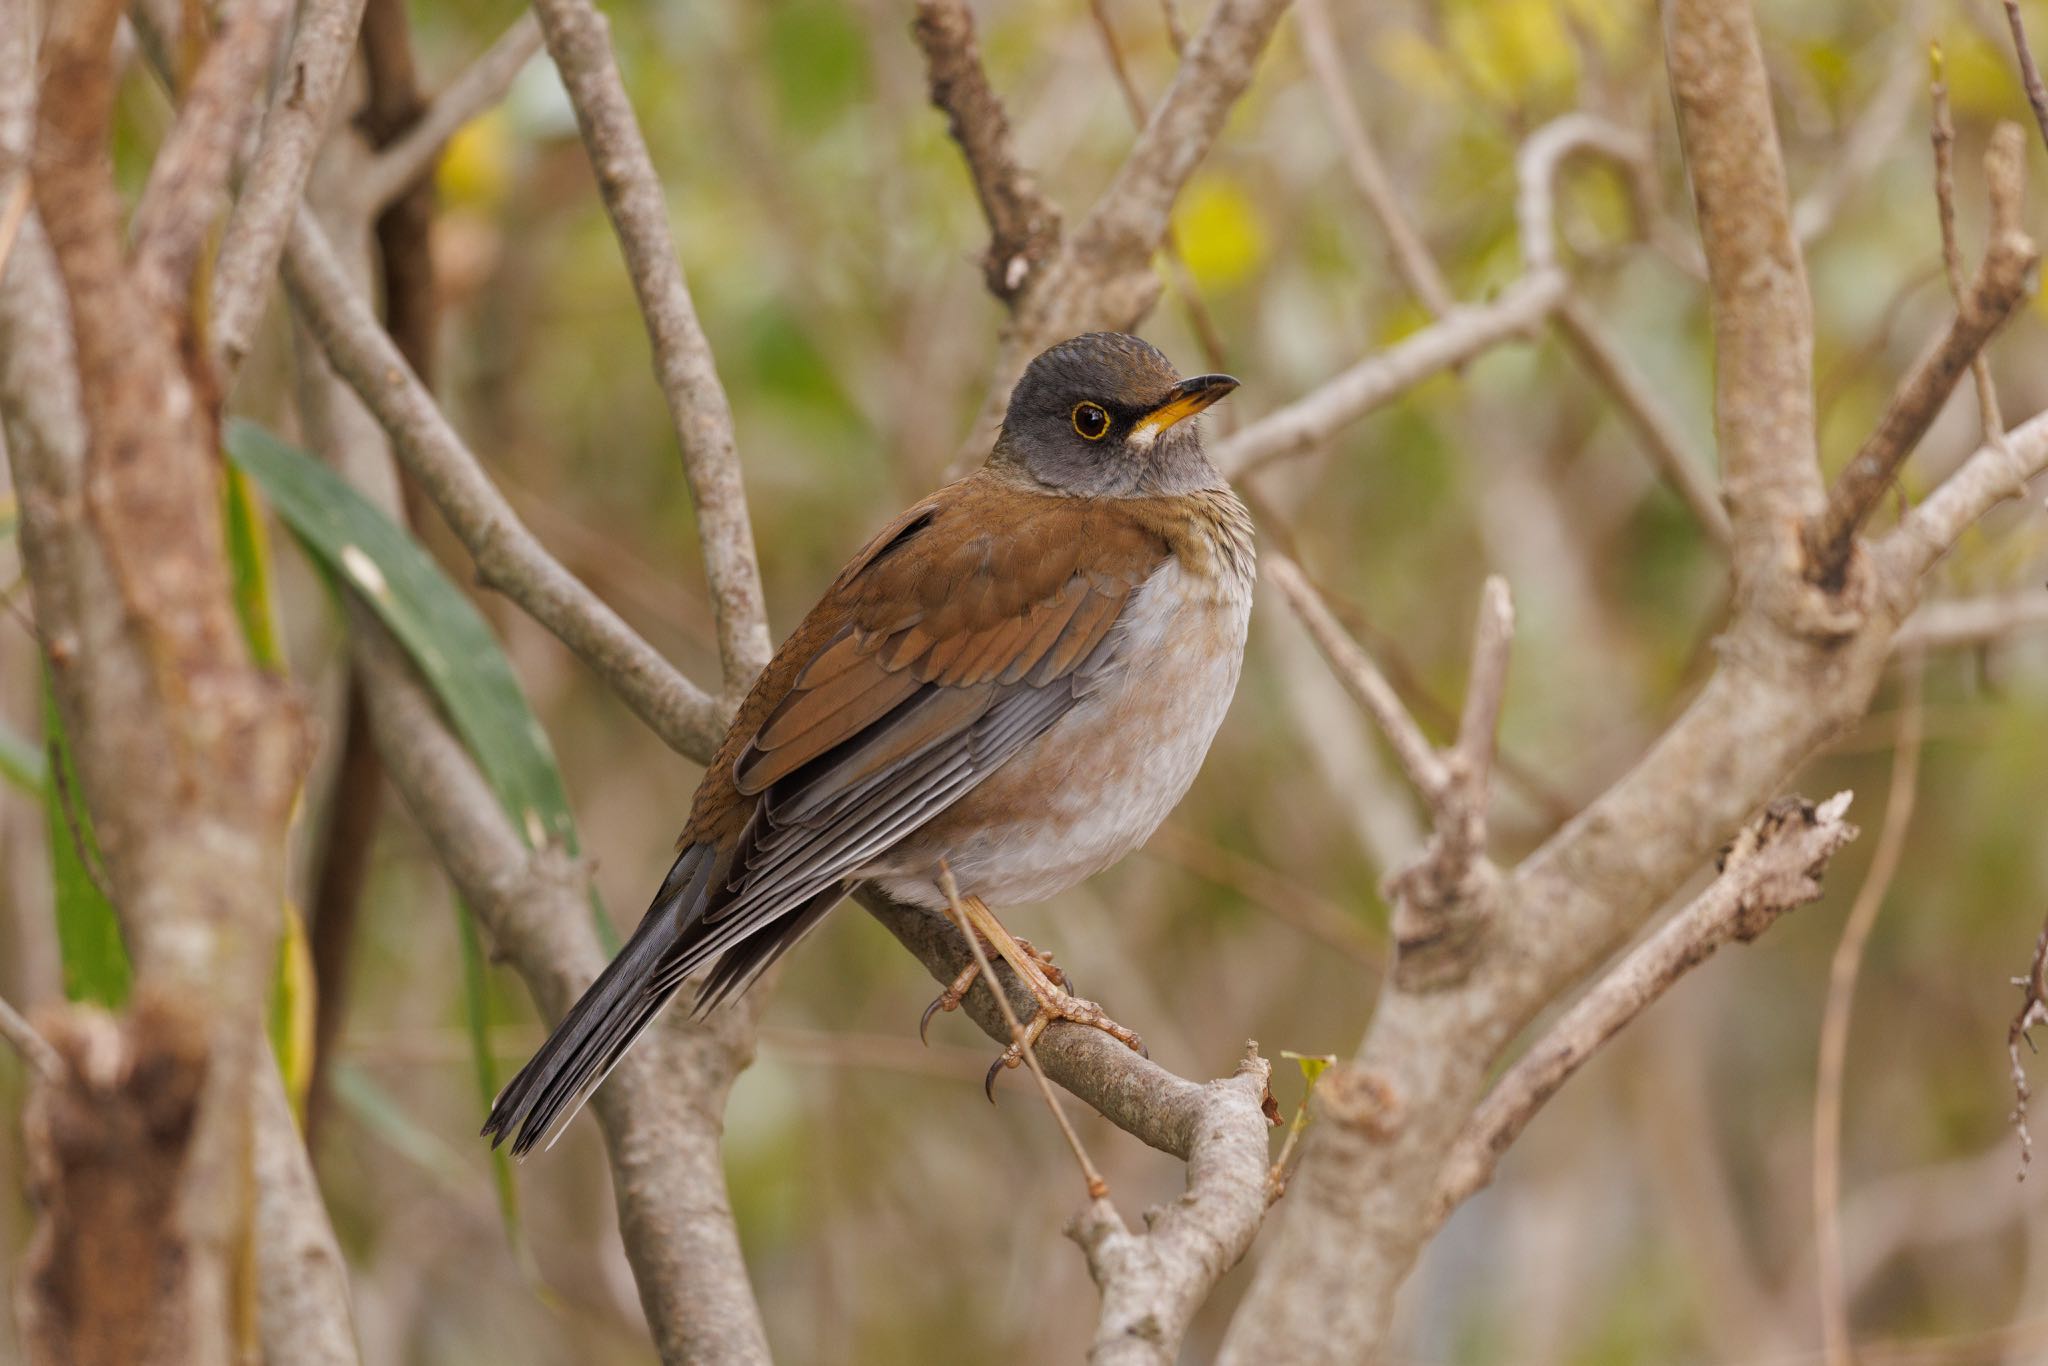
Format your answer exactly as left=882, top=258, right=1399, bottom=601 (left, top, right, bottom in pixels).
left=1447, top=0, right=1578, bottom=107
left=271, top=900, right=318, bottom=1124
left=438, top=111, right=513, bottom=209
left=1173, top=176, right=1268, bottom=291
left=1375, top=28, right=1460, bottom=103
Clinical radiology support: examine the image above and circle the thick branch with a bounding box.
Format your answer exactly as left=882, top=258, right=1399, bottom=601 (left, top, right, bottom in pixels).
left=1433, top=793, right=1859, bottom=1217
left=532, top=0, right=772, bottom=694
left=211, top=0, right=371, bottom=378
left=1666, top=0, right=1823, bottom=575
left=1070, top=1048, right=1276, bottom=1365
left=911, top=0, right=1061, bottom=303
left=1807, top=126, right=2036, bottom=584
left=280, top=210, right=726, bottom=761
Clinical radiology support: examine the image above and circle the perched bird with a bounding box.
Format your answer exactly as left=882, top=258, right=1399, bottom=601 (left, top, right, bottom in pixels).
left=484, top=332, right=1253, bottom=1156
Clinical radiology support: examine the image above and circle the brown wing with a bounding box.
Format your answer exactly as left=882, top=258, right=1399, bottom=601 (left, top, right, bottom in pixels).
left=657, top=474, right=1174, bottom=1003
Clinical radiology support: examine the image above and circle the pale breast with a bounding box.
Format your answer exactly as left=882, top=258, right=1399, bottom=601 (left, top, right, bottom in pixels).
left=865, top=527, right=1253, bottom=910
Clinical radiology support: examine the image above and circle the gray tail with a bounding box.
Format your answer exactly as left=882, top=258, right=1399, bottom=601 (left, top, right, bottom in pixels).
left=481, top=846, right=712, bottom=1157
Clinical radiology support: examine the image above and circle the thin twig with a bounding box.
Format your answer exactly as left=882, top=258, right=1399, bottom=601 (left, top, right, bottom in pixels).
left=1814, top=659, right=1923, bottom=1366
left=1929, top=47, right=2006, bottom=459
left=0, top=992, right=60, bottom=1080
left=2004, top=0, right=2048, bottom=154
left=1809, top=126, right=2036, bottom=584
left=1452, top=575, right=1514, bottom=796
left=45, top=738, right=116, bottom=906
left=532, top=0, right=772, bottom=694
left=1891, top=591, right=2048, bottom=652
left=358, top=14, right=544, bottom=214
left=1295, top=0, right=1453, bottom=316
left=1265, top=552, right=1449, bottom=804
left=2008, top=914, right=2048, bottom=1176
left=1553, top=295, right=1732, bottom=546
left=935, top=862, right=1108, bottom=1200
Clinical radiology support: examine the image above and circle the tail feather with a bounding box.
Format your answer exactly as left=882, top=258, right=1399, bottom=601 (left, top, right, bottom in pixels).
left=482, top=846, right=713, bottom=1157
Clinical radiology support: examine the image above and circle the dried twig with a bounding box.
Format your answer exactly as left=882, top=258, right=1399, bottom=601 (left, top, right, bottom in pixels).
left=210, top=0, right=371, bottom=378
left=1808, top=126, right=2036, bottom=585
left=1814, top=662, right=1922, bottom=1366
left=358, top=15, right=543, bottom=214
left=1434, top=793, right=1860, bottom=1218
left=280, top=210, right=727, bottom=761
left=532, top=0, right=772, bottom=694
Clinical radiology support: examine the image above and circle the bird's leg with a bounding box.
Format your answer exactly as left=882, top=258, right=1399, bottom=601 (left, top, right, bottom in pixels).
left=918, top=927, right=1069, bottom=1043
left=942, top=893, right=1145, bottom=1094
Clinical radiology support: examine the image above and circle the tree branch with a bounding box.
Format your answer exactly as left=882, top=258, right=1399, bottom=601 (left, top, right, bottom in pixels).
left=910, top=0, right=1061, bottom=304
left=1891, top=591, right=2048, bottom=652
left=280, top=209, right=727, bottom=761
left=1070, top=1047, right=1275, bottom=1366
left=210, top=0, right=370, bottom=379
left=1807, top=126, right=2036, bottom=586
left=1666, top=0, right=1823, bottom=579
left=532, top=0, right=772, bottom=695
left=130, top=0, right=291, bottom=314
left=1433, top=792, right=1859, bottom=1218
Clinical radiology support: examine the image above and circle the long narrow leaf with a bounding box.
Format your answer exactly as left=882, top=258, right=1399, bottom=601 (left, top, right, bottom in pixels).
left=226, top=419, right=578, bottom=854
left=223, top=461, right=287, bottom=673
left=41, top=679, right=130, bottom=1006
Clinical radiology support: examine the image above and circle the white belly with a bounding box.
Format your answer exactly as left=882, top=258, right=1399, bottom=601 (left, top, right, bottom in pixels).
left=867, top=556, right=1251, bottom=909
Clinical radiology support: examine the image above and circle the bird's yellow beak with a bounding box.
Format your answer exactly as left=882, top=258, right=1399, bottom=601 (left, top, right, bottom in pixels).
left=1128, top=373, right=1240, bottom=447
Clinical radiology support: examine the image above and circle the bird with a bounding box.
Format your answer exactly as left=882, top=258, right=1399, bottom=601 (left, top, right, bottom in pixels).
left=484, top=331, right=1253, bottom=1156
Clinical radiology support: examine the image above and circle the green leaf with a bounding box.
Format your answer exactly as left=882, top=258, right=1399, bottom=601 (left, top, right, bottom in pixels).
left=223, top=462, right=287, bottom=673
left=225, top=419, right=579, bottom=855
left=1281, top=1049, right=1337, bottom=1088
left=459, top=902, right=523, bottom=1243
left=0, top=715, right=44, bottom=795
left=41, top=678, right=130, bottom=1007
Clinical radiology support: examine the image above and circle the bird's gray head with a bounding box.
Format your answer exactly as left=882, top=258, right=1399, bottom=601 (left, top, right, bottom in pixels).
left=993, top=332, right=1238, bottom=497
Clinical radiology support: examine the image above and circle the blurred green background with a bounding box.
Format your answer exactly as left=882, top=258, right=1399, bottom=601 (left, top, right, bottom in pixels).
left=9, top=0, right=2048, bottom=1361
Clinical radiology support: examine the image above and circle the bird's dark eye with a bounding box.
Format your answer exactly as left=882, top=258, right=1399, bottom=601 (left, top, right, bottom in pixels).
left=1071, top=402, right=1110, bottom=441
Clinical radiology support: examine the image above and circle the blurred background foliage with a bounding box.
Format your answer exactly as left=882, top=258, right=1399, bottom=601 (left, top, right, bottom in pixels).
left=8, top=0, right=2048, bottom=1361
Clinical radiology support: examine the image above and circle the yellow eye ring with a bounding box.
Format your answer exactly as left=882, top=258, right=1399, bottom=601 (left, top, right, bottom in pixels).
left=1072, top=402, right=1110, bottom=441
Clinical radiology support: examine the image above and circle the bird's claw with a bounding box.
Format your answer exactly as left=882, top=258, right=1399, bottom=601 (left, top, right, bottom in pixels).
left=982, top=993, right=1146, bottom=1102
